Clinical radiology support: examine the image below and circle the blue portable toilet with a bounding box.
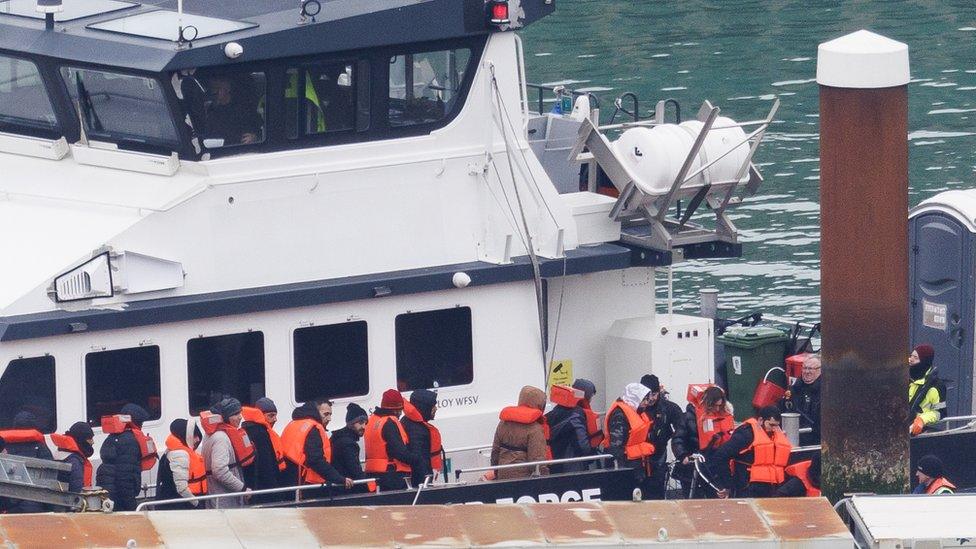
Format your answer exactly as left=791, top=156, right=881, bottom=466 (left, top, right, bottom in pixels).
left=909, top=190, right=976, bottom=417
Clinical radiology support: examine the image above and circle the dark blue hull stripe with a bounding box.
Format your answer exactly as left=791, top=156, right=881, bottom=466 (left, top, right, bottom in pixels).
left=0, top=243, right=641, bottom=342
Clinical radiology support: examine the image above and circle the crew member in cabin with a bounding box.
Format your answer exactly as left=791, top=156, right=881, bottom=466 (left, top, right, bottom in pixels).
left=97, top=403, right=157, bottom=512
left=52, top=422, right=96, bottom=496
left=776, top=454, right=821, bottom=497
left=913, top=455, right=955, bottom=495
left=605, top=383, right=655, bottom=493
left=779, top=354, right=822, bottom=445
left=640, top=375, right=684, bottom=499
left=1, top=411, right=54, bottom=513
left=156, top=419, right=206, bottom=509
left=909, top=344, right=946, bottom=435
left=330, top=403, right=370, bottom=485
left=545, top=384, right=595, bottom=473
left=491, top=385, right=551, bottom=480
left=671, top=384, right=735, bottom=498
left=365, top=389, right=424, bottom=490
left=572, top=379, right=604, bottom=449
left=201, top=398, right=254, bottom=508
left=708, top=405, right=791, bottom=498
left=241, top=397, right=284, bottom=502
left=402, top=389, right=444, bottom=486
left=281, top=400, right=354, bottom=494
left=201, top=75, right=264, bottom=146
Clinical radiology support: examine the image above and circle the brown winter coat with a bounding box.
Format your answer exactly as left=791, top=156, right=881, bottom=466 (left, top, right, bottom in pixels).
left=490, top=386, right=550, bottom=480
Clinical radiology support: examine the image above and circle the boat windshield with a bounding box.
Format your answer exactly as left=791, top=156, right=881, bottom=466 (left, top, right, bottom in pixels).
left=61, top=67, right=180, bottom=151
left=0, top=55, right=59, bottom=136
left=178, top=69, right=267, bottom=150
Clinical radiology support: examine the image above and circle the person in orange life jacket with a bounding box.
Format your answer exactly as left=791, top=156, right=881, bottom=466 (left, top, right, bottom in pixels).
left=776, top=454, right=821, bottom=497
left=330, top=403, right=370, bottom=491
left=779, top=355, right=822, bottom=445
left=97, top=403, right=154, bottom=512
left=156, top=419, right=206, bottom=508
left=281, top=401, right=354, bottom=492
left=640, top=375, right=684, bottom=499
left=671, top=385, right=734, bottom=498
left=53, top=422, right=96, bottom=496
left=365, top=389, right=424, bottom=490
left=545, top=384, right=595, bottom=474
left=605, top=383, right=656, bottom=487
left=201, top=398, right=253, bottom=508
left=490, top=385, right=551, bottom=480
left=402, top=389, right=443, bottom=486
left=913, top=454, right=955, bottom=495
left=1, top=411, right=55, bottom=513
left=572, top=378, right=604, bottom=449
left=708, top=405, right=792, bottom=498
left=241, top=397, right=283, bottom=502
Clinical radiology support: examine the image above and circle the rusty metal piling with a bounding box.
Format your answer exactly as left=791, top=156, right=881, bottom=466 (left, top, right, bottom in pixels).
left=817, top=30, right=911, bottom=499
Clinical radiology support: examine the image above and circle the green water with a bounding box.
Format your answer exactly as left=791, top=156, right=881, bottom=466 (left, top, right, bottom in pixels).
left=521, top=1, right=976, bottom=323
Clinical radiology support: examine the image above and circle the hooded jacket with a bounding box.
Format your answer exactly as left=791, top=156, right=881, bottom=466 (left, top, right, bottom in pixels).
left=281, top=403, right=346, bottom=487
left=156, top=419, right=203, bottom=508
left=491, top=386, right=550, bottom=480
left=97, top=403, right=150, bottom=512
left=330, top=426, right=367, bottom=481
left=241, top=412, right=282, bottom=494
left=402, top=389, right=438, bottom=485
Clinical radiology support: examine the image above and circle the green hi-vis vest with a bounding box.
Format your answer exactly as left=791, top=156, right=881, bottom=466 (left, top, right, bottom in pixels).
left=287, top=71, right=326, bottom=133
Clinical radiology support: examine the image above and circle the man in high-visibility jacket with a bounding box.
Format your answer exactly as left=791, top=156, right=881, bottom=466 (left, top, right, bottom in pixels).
left=708, top=405, right=792, bottom=498
left=913, top=454, right=955, bottom=495
left=365, top=389, right=423, bottom=491
left=909, top=344, right=946, bottom=435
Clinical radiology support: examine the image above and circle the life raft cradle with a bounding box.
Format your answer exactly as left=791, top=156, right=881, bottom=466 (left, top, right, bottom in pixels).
left=0, top=454, right=111, bottom=512
left=569, top=99, right=779, bottom=252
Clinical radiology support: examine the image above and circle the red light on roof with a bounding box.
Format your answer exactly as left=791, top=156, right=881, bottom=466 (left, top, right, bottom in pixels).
left=488, top=1, right=510, bottom=25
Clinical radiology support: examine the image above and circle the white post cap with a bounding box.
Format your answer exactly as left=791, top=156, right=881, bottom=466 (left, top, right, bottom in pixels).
left=817, top=30, right=909, bottom=89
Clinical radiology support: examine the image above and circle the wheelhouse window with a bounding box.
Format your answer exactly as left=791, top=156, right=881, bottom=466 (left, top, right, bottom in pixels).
left=293, top=321, right=368, bottom=402
left=85, top=345, right=161, bottom=426
left=389, top=47, right=472, bottom=127
left=285, top=61, right=366, bottom=139
left=395, top=307, right=473, bottom=391
left=187, top=332, right=265, bottom=414
left=61, top=67, right=179, bottom=149
left=180, top=70, right=266, bottom=149
left=0, top=56, right=58, bottom=135
left=0, top=356, right=57, bottom=433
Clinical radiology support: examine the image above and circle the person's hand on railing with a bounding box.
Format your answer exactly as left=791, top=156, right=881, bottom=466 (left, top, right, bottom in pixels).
left=480, top=470, right=496, bottom=481
left=343, top=477, right=354, bottom=489
left=243, top=488, right=252, bottom=502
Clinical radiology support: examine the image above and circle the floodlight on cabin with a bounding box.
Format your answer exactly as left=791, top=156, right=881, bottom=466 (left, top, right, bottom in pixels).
left=486, top=0, right=510, bottom=27
left=36, top=0, right=62, bottom=30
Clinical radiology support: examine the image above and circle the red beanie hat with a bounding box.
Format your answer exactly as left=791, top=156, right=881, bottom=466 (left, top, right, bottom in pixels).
left=381, top=389, right=404, bottom=410
left=914, top=344, right=935, bottom=367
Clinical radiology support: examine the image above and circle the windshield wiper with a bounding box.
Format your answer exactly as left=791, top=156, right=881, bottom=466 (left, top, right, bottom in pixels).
left=74, top=72, right=104, bottom=133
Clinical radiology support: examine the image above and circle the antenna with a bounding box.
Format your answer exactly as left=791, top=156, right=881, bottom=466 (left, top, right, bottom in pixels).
left=36, top=0, right=63, bottom=31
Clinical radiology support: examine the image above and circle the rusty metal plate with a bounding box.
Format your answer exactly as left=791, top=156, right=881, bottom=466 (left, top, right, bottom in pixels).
left=756, top=498, right=852, bottom=541
left=303, top=505, right=470, bottom=547
left=679, top=499, right=774, bottom=541
left=0, top=513, right=163, bottom=548
left=526, top=502, right=620, bottom=544
left=146, top=509, right=240, bottom=549
left=602, top=501, right=698, bottom=543
left=450, top=504, right=547, bottom=546
left=226, top=509, right=320, bottom=547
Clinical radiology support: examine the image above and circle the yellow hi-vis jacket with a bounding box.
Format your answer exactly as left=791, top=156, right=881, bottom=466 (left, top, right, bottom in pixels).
left=286, top=71, right=326, bottom=133
left=909, top=373, right=943, bottom=427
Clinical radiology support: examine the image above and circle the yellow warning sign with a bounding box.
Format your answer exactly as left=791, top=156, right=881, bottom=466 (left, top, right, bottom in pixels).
left=548, top=359, right=574, bottom=392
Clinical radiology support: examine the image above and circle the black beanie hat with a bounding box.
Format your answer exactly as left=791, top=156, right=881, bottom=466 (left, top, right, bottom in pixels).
left=68, top=422, right=94, bottom=441
left=917, top=454, right=944, bottom=478
left=640, top=374, right=661, bottom=393
left=345, top=403, right=368, bottom=425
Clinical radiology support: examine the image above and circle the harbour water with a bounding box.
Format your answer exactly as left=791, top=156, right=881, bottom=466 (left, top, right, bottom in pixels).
left=521, top=1, right=976, bottom=324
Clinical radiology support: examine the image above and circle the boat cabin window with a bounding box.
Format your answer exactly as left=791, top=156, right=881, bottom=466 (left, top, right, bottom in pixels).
left=85, top=345, right=162, bottom=426
left=395, top=307, right=473, bottom=391
left=61, top=67, right=180, bottom=151
left=293, top=321, right=368, bottom=402
left=0, top=356, right=57, bottom=433
left=285, top=61, right=365, bottom=139
left=187, top=332, right=265, bottom=415
left=389, top=47, right=472, bottom=128
left=0, top=56, right=59, bottom=137
left=180, top=70, right=267, bottom=150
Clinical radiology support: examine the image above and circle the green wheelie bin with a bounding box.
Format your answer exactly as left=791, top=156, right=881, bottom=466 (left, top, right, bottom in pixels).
left=717, top=326, right=789, bottom=421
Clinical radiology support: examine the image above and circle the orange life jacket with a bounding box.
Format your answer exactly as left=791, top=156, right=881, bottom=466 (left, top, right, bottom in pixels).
left=926, top=477, right=956, bottom=494
left=499, top=405, right=553, bottom=460
left=687, top=383, right=735, bottom=451
left=784, top=460, right=820, bottom=497
left=50, top=433, right=93, bottom=488
left=739, top=418, right=792, bottom=484
left=199, top=410, right=222, bottom=436
left=241, top=406, right=286, bottom=472
left=164, top=434, right=207, bottom=495
left=603, top=400, right=655, bottom=461
left=364, top=414, right=410, bottom=473
left=402, top=402, right=444, bottom=473
left=281, top=418, right=333, bottom=484
left=212, top=423, right=255, bottom=470
left=99, top=414, right=158, bottom=470
left=0, top=429, right=45, bottom=444
left=580, top=401, right=603, bottom=448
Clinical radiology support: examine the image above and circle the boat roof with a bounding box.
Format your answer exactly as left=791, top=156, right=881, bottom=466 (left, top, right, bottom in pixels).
left=0, top=0, right=554, bottom=73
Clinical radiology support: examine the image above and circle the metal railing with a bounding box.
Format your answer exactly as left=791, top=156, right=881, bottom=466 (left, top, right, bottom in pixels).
left=454, top=453, right=614, bottom=481
left=135, top=478, right=377, bottom=511
left=526, top=83, right=601, bottom=115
